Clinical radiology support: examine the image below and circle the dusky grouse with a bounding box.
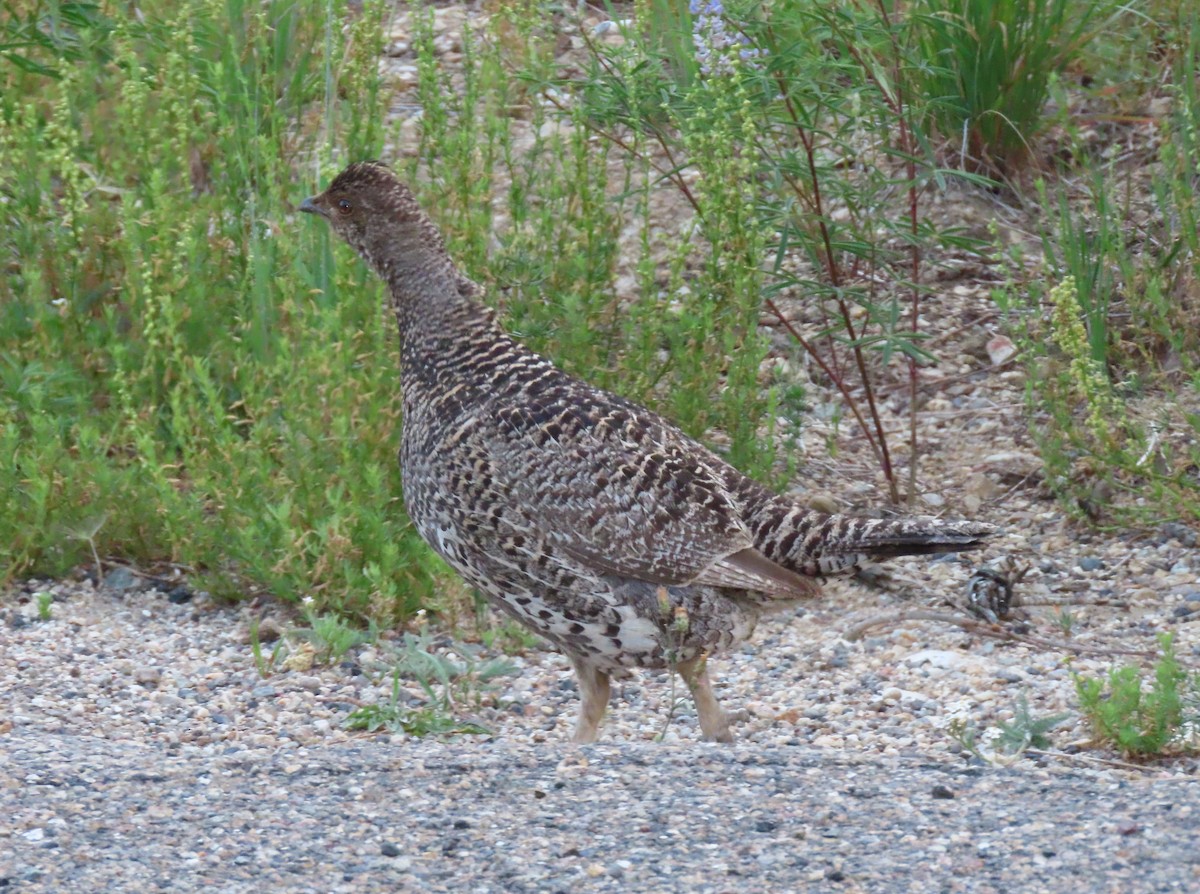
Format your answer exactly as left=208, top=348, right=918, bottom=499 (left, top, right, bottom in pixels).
left=300, top=162, right=995, bottom=743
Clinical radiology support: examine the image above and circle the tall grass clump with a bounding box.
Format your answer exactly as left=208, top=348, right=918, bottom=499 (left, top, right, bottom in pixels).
left=910, top=0, right=1115, bottom=174
left=0, top=0, right=444, bottom=621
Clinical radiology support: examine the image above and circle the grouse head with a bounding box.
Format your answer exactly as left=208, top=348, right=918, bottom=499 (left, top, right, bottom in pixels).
left=299, top=162, right=454, bottom=292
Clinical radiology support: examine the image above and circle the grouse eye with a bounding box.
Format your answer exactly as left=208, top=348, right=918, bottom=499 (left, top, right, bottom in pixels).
left=337, top=198, right=352, bottom=215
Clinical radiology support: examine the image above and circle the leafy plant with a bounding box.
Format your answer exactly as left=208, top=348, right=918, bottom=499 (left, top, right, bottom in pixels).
left=0, top=0, right=115, bottom=78
left=290, top=597, right=378, bottom=664
left=1074, top=634, right=1198, bottom=757
left=998, top=14, right=1200, bottom=528
left=0, top=0, right=445, bottom=620
left=947, top=693, right=1069, bottom=763
left=1000, top=135, right=1200, bottom=527
left=474, top=614, right=543, bottom=656
left=344, top=633, right=518, bottom=737
left=997, top=694, right=1070, bottom=753
left=345, top=667, right=492, bottom=737
left=535, top=0, right=1005, bottom=502
left=1054, top=608, right=1076, bottom=637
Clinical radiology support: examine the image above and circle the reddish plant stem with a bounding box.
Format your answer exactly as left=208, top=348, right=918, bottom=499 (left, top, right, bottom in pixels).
left=762, top=297, right=886, bottom=478
left=763, top=159, right=846, bottom=383
left=889, top=6, right=924, bottom=510
left=839, top=1, right=929, bottom=506
left=770, top=66, right=899, bottom=502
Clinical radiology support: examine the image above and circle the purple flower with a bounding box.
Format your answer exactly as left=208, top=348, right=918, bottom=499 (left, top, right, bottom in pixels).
left=690, top=0, right=761, bottom=76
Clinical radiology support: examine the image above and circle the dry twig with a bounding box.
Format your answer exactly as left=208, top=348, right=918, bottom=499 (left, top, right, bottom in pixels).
left=842, top=609, right=1157, bottom=659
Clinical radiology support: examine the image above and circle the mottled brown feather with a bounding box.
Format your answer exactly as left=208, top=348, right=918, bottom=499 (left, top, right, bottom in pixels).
left=299, top=162, right=996, bottom=742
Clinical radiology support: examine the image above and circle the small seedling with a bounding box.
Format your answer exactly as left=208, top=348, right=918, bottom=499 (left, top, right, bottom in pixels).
left=946, top=694, right=1069, bottom=764
left=248, top=617, right=285, bottom=678
left=290, top=597, right=378, bottom=665
left=345, top=632, right=517, bottom=738
left=35, top=591, right=53, bottom=621
left=994, top=695, right=1069, bottom=753
left=345, top=667, right=491, bottom=737
left=478, top=621, right=541, bottom=655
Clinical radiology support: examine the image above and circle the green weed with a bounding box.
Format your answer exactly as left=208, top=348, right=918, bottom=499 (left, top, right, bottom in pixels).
left=291, top=597, right=379, bottom=664
left=947, top=693, right=1069, bottom=763
left=0, top=0, right=442, bottom=619
left=1074, top=634, right=1199, bottom=757
left=0, top=0, right=115, bottom=78
left=344, top=632, right=518, bottom=737
left=248, top=617, right=285, bottom=678
left=550, top=0, right=1014, bottom=501
left=1003, top=110, right=1200, bottom=526
left=474, top=615, right=543, bottom=656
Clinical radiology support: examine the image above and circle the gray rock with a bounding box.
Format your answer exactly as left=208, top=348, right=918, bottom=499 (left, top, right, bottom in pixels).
left=902, top=649, right=980, bottom=671
left=103, top=567, right=139, bottom=592
left=294, top=676, right=323, bottom=693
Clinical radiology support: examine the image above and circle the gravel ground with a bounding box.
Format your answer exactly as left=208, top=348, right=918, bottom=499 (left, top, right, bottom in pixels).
left=3, top=728, right=1199, bottom=893
left=3, top=577, right=1199, bottom=892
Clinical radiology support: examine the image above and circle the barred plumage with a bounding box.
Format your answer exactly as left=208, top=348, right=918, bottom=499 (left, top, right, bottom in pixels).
left=300, top=162, right=995, bottom=743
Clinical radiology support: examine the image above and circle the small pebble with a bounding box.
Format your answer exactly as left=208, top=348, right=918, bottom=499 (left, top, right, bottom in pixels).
left=167, top=586, right=194, bottom=604
left=1161, top=522, right=1198, bottom=548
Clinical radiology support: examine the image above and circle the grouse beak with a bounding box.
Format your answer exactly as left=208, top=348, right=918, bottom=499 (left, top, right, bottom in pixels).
left=299, top=196, right=328, bottom=218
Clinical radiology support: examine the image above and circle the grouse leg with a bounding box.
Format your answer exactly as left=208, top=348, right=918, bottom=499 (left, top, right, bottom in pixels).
left=676, top=656, right=733, bottom=743
left=569, top=657, right=611, bottom=744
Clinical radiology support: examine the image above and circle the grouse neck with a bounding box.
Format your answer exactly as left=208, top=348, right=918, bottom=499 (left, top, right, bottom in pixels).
left=385, top=267, right=498, bottom=362
left=373, top=230, right=470, bottom=328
